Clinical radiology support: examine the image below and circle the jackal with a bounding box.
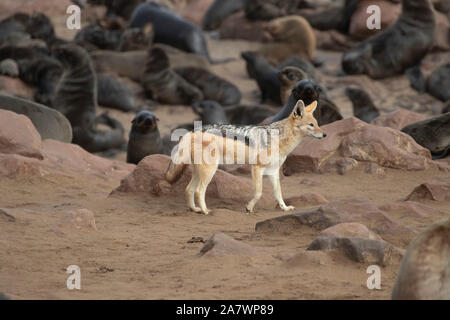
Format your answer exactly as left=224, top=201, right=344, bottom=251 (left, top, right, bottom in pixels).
left=166, top=99, right=326, bottom=214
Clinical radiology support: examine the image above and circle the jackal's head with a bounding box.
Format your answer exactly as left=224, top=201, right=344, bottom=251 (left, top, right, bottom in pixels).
left=290, top=100, right=326, bottom=139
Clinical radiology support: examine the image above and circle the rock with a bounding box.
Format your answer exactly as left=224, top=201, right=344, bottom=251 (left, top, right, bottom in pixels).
left=199, top=232, right=256, bottom=257
left=219, top=11, right=268, bottom=42
left=283, top=117, right=432, bottom=175
left=406, top=177, right=450, bottom=202
left=348, top=0, right=401, bottom=40
left=283, top=250, right=332, bottom=268
left=41, top=139, right=134, bottom=179
left=0, top=154, right=43, bottom=178
left=55, top=209, right=97, bottom=231
left=307, top=236, right=403, bottom=267
left=364, top=163, right=386, bottom=175
left=379, top=201, right=444, bottom=219
left=285, top=193, right=328, bottom=206
left=255, top=196, right=415, bottom=246
left=180, top=0, right=215, bottom=26
left=0, top=93, right=73, bottom=143
left=0, top=109, right=43, bottom=159
left=371, top=109, right=426, bottom=130
left=0, top=76, right=35, bottom=100
left=320, top=223, right=383, bottom=241
left=392, top=218, right=450, bottom=299
left=0, top=208, right=15, bottom=222
left=432, top=11, right=450, bottom=52
left=113, top=154, right=274, bottom=207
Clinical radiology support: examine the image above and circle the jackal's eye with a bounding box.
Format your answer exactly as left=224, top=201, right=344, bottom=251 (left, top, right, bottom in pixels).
left=309, top=123, right=314, bottom=127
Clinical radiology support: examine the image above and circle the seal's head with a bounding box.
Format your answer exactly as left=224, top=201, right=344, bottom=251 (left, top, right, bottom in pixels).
left=131, top=110, right=159, bottom=134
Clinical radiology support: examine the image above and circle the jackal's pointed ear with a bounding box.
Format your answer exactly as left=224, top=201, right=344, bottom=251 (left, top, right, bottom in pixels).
left=305, top=101, right=318, bottom=114
left=292, top=100, right=305, bottom=118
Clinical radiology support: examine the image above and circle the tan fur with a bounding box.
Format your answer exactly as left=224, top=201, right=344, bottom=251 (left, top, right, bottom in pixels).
left=260, top=16, right=316, bottom=64
left=166, top=100, right=325, bottom=215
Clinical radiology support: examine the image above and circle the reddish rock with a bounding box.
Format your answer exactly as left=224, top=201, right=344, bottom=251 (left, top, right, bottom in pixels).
left=379, top=201, right=444, bottom=219
left=0, top=153, right=43, bottom=178
left=320, top=222, right=383, bottom=241
left=180, top=0, right=214, bottom=26
left=371, top=110, right=426, bottom=130
left=255, top=196, right=415, bottom=247
left=285, top=193, right=328, bottom=206
left=364, top=163, right=386, bottom=175
left=219, top=11, right=268, bottom=42
left=307, top=236, right=403, bottom=266
left=284, top=117, right=433, bottom=175
left=0, top=109, right=43, bottom=160
left=0, top=0, right=72, bottom=20
left=283, top=250, right=331, bottom=268
left=349, top=0, right=401, bottom=40
left=0, top=76, right=35, bottom=101
left=199, top=232, right=256, bottom=257
left=406, top=177, right=450, bottom=202
left=113, top=154, right=275, bottom=207
left=392, top=218, right=450, bottom=299
left=41, top=139, right=134, bottom=179
left=433, top=11, right=450, bottom=52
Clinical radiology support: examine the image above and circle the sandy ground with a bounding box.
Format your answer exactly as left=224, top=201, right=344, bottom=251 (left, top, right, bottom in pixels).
left=1, top=4, right=450, bottom=300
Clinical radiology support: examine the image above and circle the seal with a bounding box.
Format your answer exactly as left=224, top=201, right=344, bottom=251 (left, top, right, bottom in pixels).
left=52, top=44, right=125, bottom=152
left=278, top=66, right=308, bottom=105
left=118, top=24, right=154, bottom=51
left=202, top=0, right=248, bottom=30
left=225, top=104, right=276, bottom=125
left=345, top=87, right=380, bottom=123
left=245, top=0, right=312, bottom=21
left=141, top=47, right=204, bottom=105
left=401, top=113, right=450, bottom=159
left=130, top=2, right=233, bottom=64
left=269, top=79, right=343, bottom=126
left=192, top=100, right=229, bottom=125
left=342, top=0, right=435, bottom=79
left=127, top=110, right=165, bottom=164
left=97, top=73, right=139, bottom=112
left=259, top=15, right=316, bottom=63
left=427, top=62, right=450, bottom=102
left=0, top=92, right=72, bottom=142
left=174, top=67, right=241, bottom=106
left=442, top=101, right=450, bottom=114
left=241, top=51, right=281, bottom=105
left=392, top=218, right=450, bottom=299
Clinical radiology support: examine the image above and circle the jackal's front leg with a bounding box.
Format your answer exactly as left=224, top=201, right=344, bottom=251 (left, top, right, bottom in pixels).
left=246, top=166, right=263, bottom=213
left=269, top=170, right=295, bottom=212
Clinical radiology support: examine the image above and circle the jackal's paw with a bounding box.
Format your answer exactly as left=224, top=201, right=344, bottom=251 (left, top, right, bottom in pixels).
left=202, top=209, right=211, bottom=215
left=190, top=207, right=202, bottom=213
left=245, top=207, right=254, bottom=214
left=281, top=205, right=295, bottom=212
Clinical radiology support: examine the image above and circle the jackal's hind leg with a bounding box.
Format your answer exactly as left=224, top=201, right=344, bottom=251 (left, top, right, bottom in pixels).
left=195, top=164, right=218, bottom=215
left=186, top=167, right=201, bottom=213
left=269, top=171, right=294, bottom=212
left=246, top=166, right=263, bottom=213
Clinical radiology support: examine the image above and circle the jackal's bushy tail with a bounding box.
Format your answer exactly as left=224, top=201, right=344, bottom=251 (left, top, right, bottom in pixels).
left=165, top=133, right=191, bottom=184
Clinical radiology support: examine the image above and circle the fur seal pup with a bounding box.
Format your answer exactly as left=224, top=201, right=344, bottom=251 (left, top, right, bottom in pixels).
left=97, top=74, right=138, bottom=112
left=278, top=56, right=317, bottom=82
left=174, top=67, right=241, bottom=106
left=401, top=113, right=450, bottom=159
left=260, top=15, right=316, bottom=63
left=427, top=63, right=450, bottom=102
left=75, top=23, right=122, bottom=51
left=0, top=93, right=72, bottom=142
left=241, top=51, right=281, bottom=105
left=141, top=47, right=203, bottom=105
left=127, top=110, right=165, bottom=164
left=118, top=24, right=154, bottom=51
left=202, top=0, right=248, bottom=30
left=245, top=0, right=312, bottom=21
left=52, top=44, right=125, bottom=152
left=192, top=100, right=229, bottom=125
left=225, top=105, right=276, bottom=125
left=269, top=79, right=343, bottom=126
left=392, top=218, right=450, bottom=299
left=342, top=0, right=435, bottom=79
left=278, top=66, right=308, bottom=105
left=130, top=2, right=233, bottom=64
left=345, top=87, right=380, bottom=123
